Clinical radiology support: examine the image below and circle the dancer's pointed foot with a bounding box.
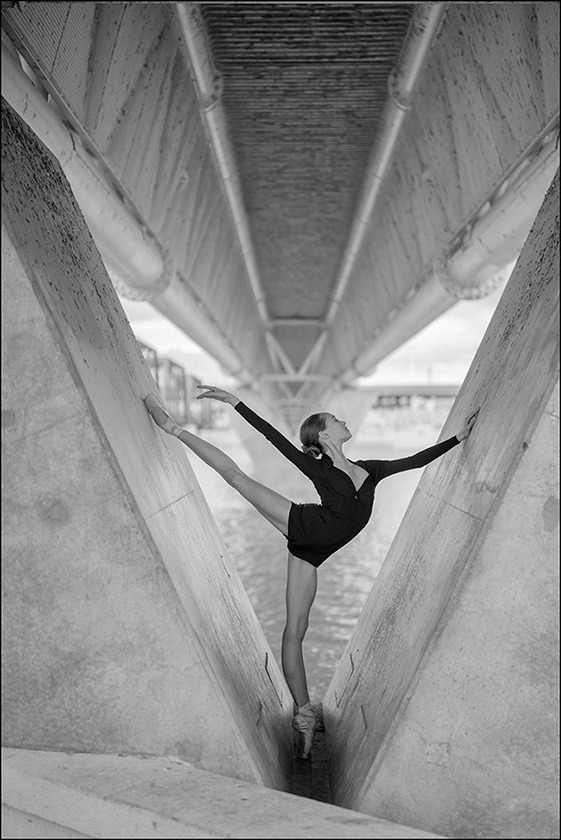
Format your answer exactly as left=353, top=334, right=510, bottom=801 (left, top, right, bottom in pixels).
left=144, top=393, right=182, bottom=436
left=292, top=711, right=316, bottom=760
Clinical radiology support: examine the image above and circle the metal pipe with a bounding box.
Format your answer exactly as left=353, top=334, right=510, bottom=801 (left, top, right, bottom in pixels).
left=175, top=3, right=272, bottom=330
left=298, top=3, right=447, bottom=376
left=446, top=127, right=560, bottom=295
left=327, top=125, right=559, bottom=394
left=151, top=285, right=252, bottom=382
left=265, top=332, right=297, bottom=375
left=1, top=41, right=165, bottom=297
left=335, top=273, right=461, bottom=388
left=2, top=39, right=252, bottom=381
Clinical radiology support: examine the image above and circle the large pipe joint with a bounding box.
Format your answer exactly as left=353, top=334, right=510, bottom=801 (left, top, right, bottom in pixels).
left=433, top=256, right=507, bottom=301
left=108, top=241, right=176, bottom=302
left=440, top=127, right=559, bottom=300
left=387, top=67, right=413, bottom=112
left=1, top=40, right=171, bottom=302
left=201, top=73, right=223, bottom=113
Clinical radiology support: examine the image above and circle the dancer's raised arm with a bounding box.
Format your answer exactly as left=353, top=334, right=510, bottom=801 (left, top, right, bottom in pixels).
left=196, top=385, right=240, bottom=407
left=197, top=385, right=318, bottom=478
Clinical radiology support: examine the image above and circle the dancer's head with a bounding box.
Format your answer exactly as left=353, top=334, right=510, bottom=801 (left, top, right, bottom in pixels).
left=300, top=412, right=353, bottom=457
left=300, top=413, right=327, bottom=457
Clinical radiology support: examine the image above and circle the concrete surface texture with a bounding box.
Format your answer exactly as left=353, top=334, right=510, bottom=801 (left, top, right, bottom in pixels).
left=1, top=100, right=292, bottom=791
left=324, top=170, right=559, bottom=838
left=1, top=748, right=448, bottom=839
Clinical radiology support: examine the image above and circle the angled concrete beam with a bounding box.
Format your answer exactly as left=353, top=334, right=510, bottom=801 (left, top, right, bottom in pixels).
left=325, top=171, right=559, bottom=838
left=2, top=100, right=291, bottom=789
left=259, top=374, right=334, bottom=382
left=265, top=332, right=297, bottom=376
left=272, top=318, right=323, bottom=327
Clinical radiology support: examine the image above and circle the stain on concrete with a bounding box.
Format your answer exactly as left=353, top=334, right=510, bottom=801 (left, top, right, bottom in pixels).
left=2, top=409, right=16, bottom=428
left=172, top=739, right=203, bottom=765
left=360, top=705, right=368, bottom=730
left=542, top=496, right=559, bottom=531
left=36, top=497, right=71, bottom=524
left=2, top=99, right=293, bottom=792
left=425, top=741, right=450, bottom=767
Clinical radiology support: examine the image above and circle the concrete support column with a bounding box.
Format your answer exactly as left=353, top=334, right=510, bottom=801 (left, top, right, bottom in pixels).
left=1, top=100, right=292, bottom=790
left=324, top=171, right=559, bottom=838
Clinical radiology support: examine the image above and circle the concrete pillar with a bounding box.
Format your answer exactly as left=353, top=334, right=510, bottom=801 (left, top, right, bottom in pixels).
left=324, top=171, right=559, bottom=838
left=1, top=100, right=292, bottom=791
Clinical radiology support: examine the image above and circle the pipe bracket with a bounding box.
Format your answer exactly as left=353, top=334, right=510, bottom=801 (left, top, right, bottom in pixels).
left=387, top=67, right=413, bottom=112
left=111, top=240, right=175, bottom=302
left=201, top=74, right=223, bottom=112
left=434, top=256, right=505, bottom=301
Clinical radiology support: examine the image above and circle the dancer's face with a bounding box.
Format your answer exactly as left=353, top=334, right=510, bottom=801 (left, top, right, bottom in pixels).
left=321, top=414, right=352, bottom=444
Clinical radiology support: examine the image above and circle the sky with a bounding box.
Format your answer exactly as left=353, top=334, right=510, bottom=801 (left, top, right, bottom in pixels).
left=120, top=262, right=514, bottom=389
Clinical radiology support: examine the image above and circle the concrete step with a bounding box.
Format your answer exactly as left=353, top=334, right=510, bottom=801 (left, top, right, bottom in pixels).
left=2, top=748, right=447, bottom=839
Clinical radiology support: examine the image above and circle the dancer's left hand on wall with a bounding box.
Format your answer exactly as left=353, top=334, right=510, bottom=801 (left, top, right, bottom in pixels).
left=457, top=408, right=480, bottom=441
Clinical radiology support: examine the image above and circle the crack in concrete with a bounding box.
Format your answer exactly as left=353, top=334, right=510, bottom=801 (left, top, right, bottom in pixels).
left=145, top=490, right=196, bottom=518
left=424, top=491, right=485, bottom=521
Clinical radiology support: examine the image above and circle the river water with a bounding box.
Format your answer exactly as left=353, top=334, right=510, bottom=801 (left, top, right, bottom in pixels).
left=190, top=401, right=453, bottom=702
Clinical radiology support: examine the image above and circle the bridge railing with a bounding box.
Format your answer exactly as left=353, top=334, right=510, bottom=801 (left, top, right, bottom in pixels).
left=137, top=342, right=215, bottom=428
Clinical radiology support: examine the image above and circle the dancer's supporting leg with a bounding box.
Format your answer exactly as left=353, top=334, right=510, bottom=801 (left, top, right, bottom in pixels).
left=146, top=395, right=316, bottom=754
left=282, top=553, right=317, bottom=706
left=283, top=552, right=318, bottom=758
left=145, top=395, right=291, bottom=536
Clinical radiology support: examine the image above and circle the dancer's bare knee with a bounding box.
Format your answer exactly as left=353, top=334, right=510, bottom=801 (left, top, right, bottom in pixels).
left=221, top=468, right=291, bottom=536
left=223, top=465, right=245, bottom=489
left=283, top=620, right=309, bottom=644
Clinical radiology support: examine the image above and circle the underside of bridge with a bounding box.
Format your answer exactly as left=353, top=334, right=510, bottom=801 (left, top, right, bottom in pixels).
left=2, top=1, right=558, bottom=427
left=2, top=4, right=559, bottom=839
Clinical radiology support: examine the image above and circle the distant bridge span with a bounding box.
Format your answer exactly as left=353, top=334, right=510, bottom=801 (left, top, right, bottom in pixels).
left=359, top=384, right=459, bottom=400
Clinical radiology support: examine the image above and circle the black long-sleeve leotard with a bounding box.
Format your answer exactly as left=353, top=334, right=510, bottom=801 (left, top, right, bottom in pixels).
left=235, top=401, right=460, bottom=567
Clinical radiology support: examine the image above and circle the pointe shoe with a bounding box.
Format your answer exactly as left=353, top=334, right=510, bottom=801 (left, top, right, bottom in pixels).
left=292, top=712, right=316, bottom=760
left=143, top=393, right=180, bottom=435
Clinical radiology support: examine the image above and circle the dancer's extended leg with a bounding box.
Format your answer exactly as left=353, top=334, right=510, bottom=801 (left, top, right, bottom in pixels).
left=145, top=395, right=291, bottom=535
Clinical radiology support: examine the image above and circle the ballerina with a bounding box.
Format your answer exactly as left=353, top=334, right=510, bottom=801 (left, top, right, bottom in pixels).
left=144, top=386, right=478, bottom=759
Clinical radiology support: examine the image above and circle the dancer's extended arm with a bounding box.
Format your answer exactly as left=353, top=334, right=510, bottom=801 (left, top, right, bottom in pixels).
left=366, top=409, right=479, bottom=482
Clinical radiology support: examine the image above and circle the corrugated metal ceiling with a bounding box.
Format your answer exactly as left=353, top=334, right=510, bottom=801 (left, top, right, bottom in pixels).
left=200, top=2, right=415, bottom=345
